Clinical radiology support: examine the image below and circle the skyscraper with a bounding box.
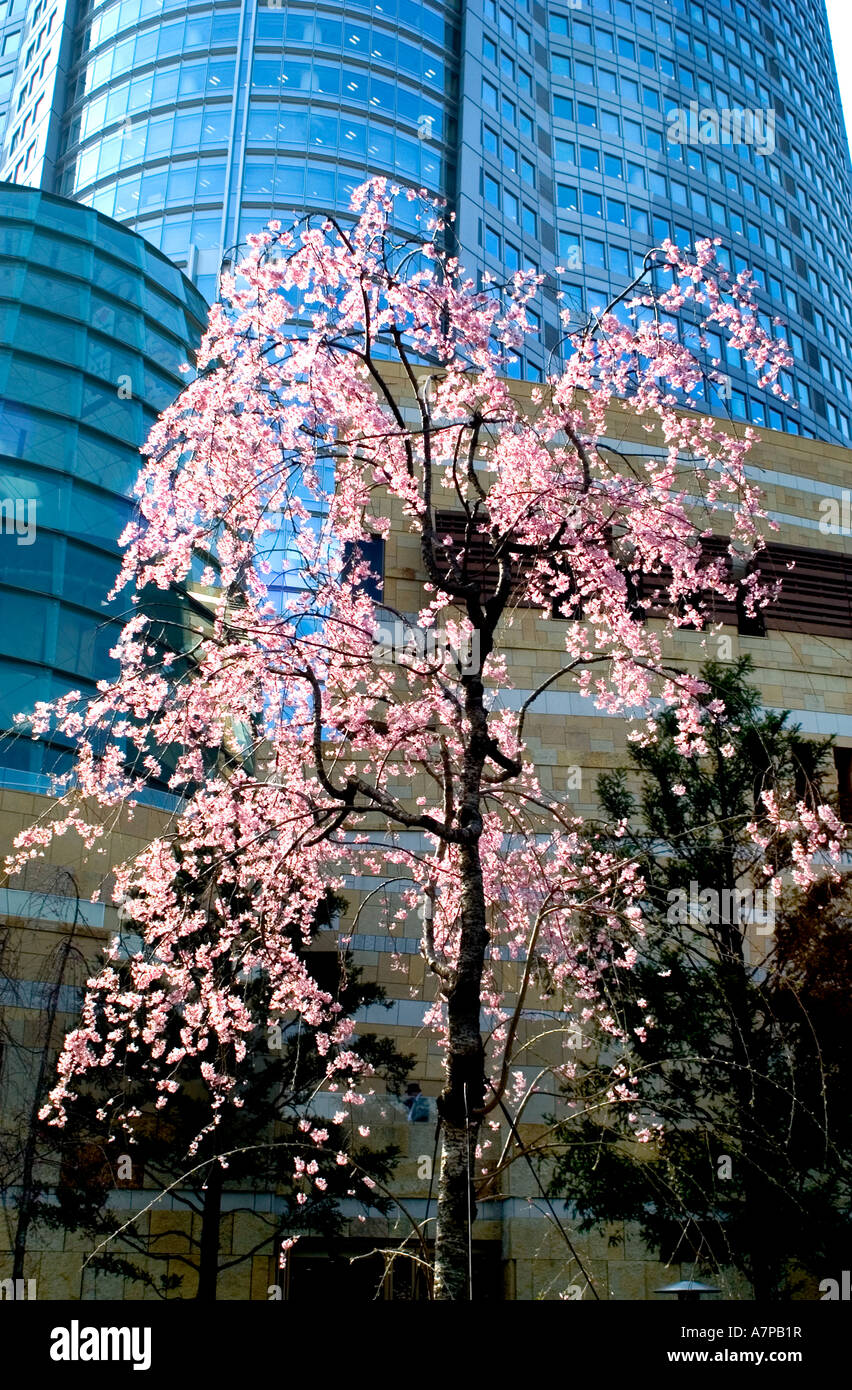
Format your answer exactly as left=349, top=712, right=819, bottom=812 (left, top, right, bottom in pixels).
left=538, top=0, right=852, bottom=443
left=0, top=1, right=459, bottom=297
left=0, top=2, right=25, bottom=134
left=1, top=0, right=851, bottom=441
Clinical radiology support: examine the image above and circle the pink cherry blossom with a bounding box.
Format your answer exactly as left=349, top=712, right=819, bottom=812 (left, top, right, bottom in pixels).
left=12, top=180, right=842, bottom=1301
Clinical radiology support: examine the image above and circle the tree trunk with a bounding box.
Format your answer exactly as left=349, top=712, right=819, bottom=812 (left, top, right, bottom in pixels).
left=13, top=926, right=77, bottom=1281
left=195, top=1162, right=223, bottom=1301
left=718, top=910, right=778, bottom=1300
left=434, top=1120, right=478, bottom=1300
left=434, top=841, right=488, bottom=1300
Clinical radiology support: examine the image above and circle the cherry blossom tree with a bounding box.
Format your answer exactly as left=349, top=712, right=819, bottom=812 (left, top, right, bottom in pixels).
left=10, top=180, right=844, bottom=1300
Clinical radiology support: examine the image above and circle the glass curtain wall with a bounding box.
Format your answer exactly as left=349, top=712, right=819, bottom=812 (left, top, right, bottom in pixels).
left=0, top=183, right=207, bottom=786
left=58, top=0, right=460, bottom=301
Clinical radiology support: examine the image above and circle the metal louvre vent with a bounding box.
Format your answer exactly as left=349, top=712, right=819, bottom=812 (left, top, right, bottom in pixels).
left=757, top=543, right=852, bottom=639
left=426, top=519, right=852, bottom=640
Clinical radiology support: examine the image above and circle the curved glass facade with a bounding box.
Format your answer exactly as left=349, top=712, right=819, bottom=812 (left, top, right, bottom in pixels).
left=0, top=0, right=850, bottom=442
left=55, top=0, right=459, bottom=301
left=0, top=1, right=25, bottom=133
left=463, top=0, right=852, bottom=437
left=532, top=0, right=852, bottom=442
left=0, top=181, right=207, bottom=782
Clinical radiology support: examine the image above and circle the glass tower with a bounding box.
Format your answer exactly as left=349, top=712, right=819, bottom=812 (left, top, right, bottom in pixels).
left=0, top=181, right=207, bottom=787
left=1, top=0, right=851, bottom=444
left=0, top=2, right=25, bottom=134
left=469, top=0, right=852, bottom=441
left=0, top=0, right=459, bottom=300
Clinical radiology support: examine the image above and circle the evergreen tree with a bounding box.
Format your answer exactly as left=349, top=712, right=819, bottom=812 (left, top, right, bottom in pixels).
left=548, top=658, right=852, bottom=1299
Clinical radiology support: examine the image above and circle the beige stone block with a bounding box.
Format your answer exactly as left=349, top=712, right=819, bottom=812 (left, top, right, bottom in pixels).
left=148, top=1209, right=194, bottom=1256
left=607, top=1260, right=649, bottom=1301
left=505, top=1217, right=568, bottom=1261
left=623, top=1221, right=655, bottom=1261
left=643, top=1261, right=682, bottom=1299
left=230, top=1212, right=276, bottom=1259
left=60, top=1222, right=110, bottom=1255
left=513, top=1259, right=535, bottom=1301
left=34, top=1253, right=85, bottom=1300
left=528, top=1258, right=581, bottom=1300
left=214, top=1260, right=253, bottom=1301
left=84, top=1267, right=128, bottom=1300
left=27, top=1221, right=66, bottom=1254
left=584, top=1222, right=625, bottom=1260
left=251, top=1254, right=277, bottom=1300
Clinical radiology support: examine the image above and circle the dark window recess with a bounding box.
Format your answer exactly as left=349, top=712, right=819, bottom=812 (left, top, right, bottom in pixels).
left=342, top=535, right=385, bottom=602
left=756, top=543, right=852, bottom=638
left=59, top=1140, right=143, bottom=1192
left=304, top=950, right=344, bottom=995
left=430, top=510, right=582, bottom=617
left=634, top=537, right=739, bottom=628
left=622, top=564, right=643, bottom=622
left=727, top=541, right=767, bottom=637
left=635, top=539, right=852, bottom=640
left=736, top=586, right=766, bottom=637
left=834, top=747, right=852, bottom=823
left=427, top=523, right=852, bottom=641
left=288, top=1239, right=502, bottom=1301
left=431, top=510, right=503, bottom=594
